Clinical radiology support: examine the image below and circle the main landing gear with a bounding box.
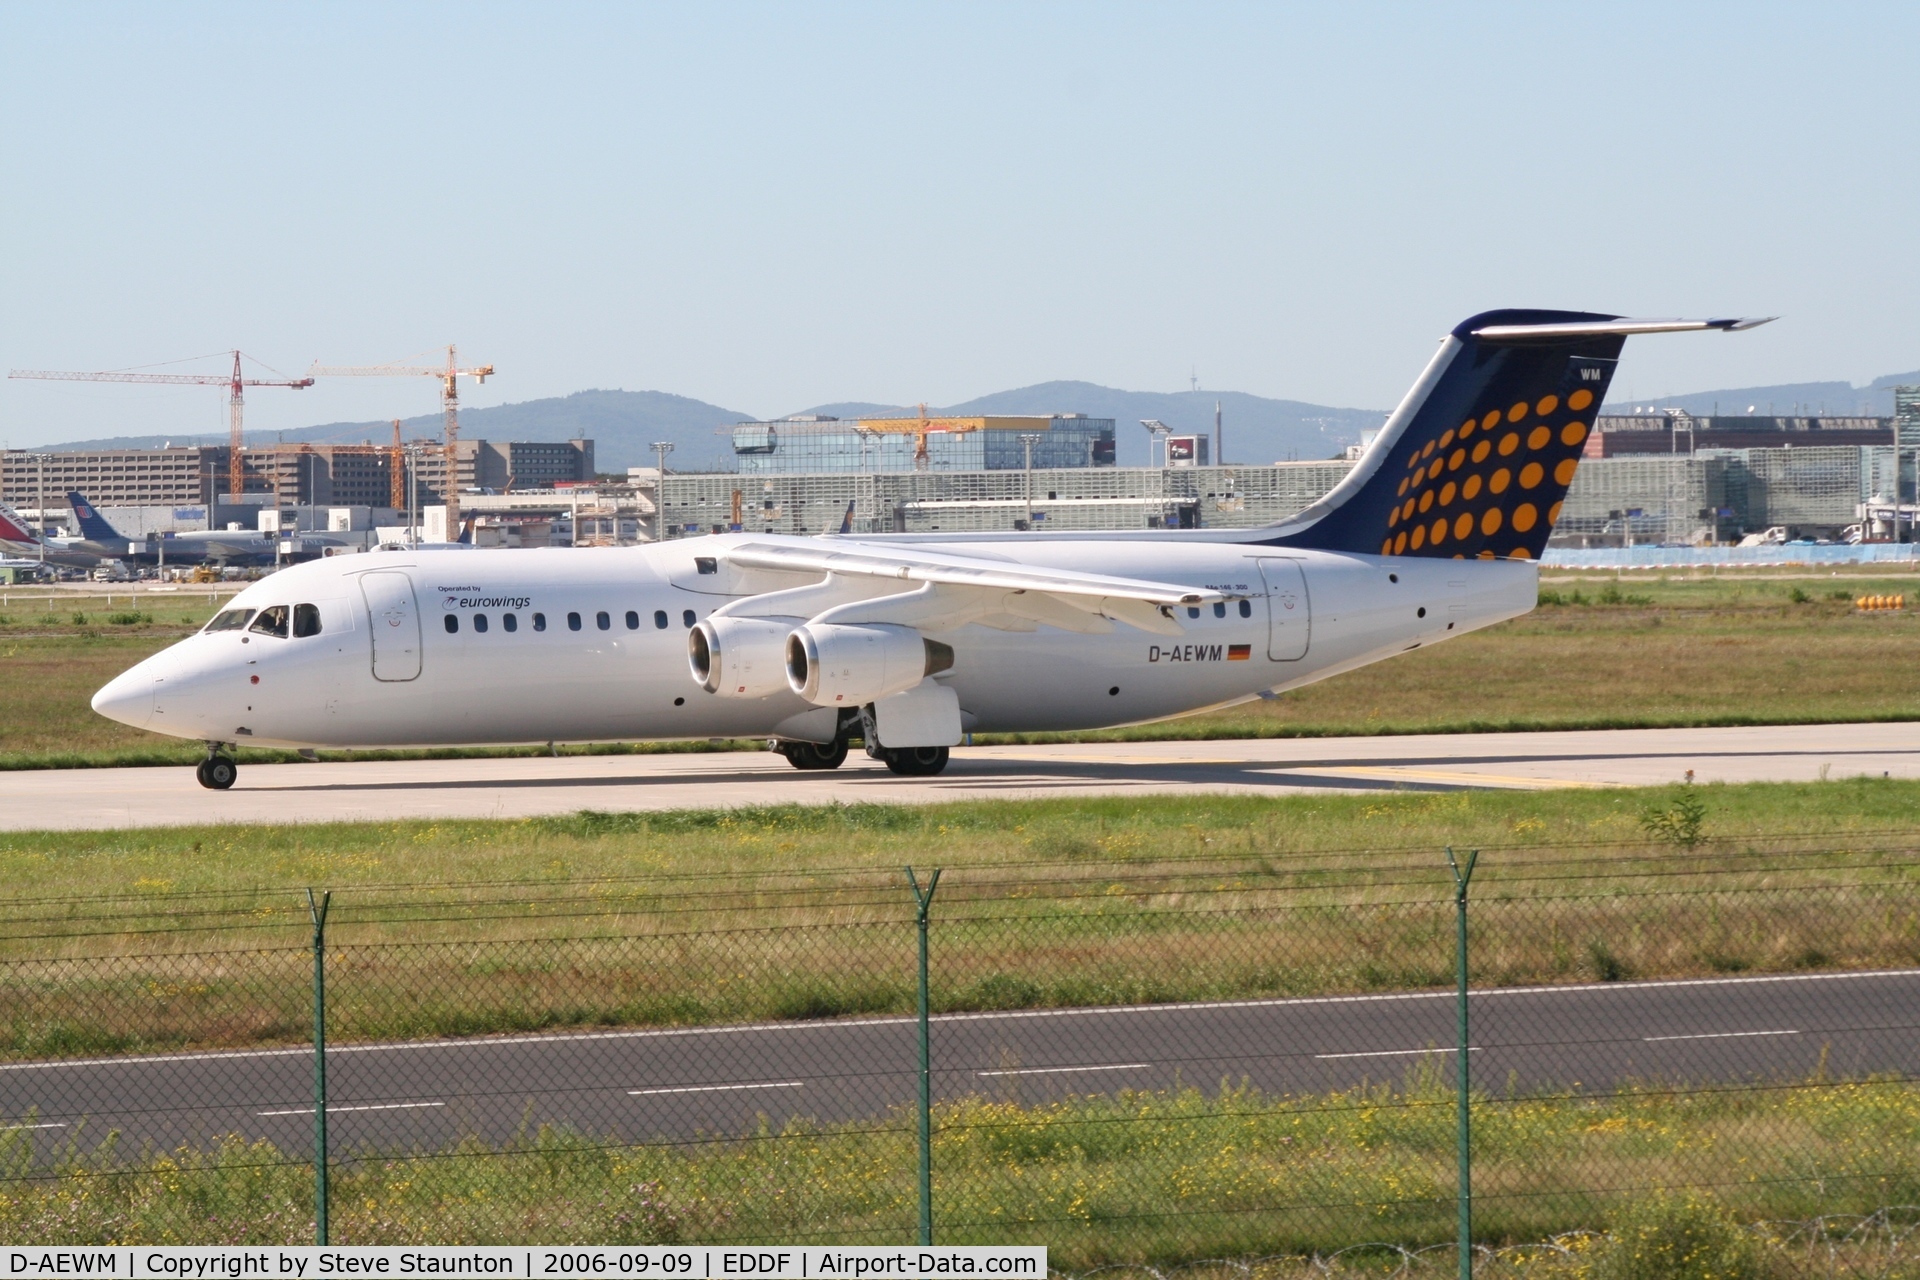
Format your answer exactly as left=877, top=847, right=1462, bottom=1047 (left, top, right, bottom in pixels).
left=770, top=708, right=952, bottom=777
left=879, top=745, right=949, bottom=777
left=773, top=738, right=849, bottom=770
left=196, top=744, right=237, bottom=790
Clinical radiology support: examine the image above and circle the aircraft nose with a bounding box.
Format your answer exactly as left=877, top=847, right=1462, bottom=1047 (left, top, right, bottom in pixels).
left=91, top=669, right=155, bottom=730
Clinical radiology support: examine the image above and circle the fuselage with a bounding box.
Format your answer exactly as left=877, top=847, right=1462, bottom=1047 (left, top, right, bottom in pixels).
left=90, top=532, right=1537, bottom=750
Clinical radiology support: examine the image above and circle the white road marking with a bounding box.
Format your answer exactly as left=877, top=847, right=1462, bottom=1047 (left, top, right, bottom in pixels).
left=628, top=1082, right=805, bottom=1096
left=257, top=1101, right=446, bottom=1116
left=3, top=969, right=1911, bottom=1073
left=1315, top=1047, right=1481, bottom=1060
left=1, top=1122, right=65, bottom=1130
left=1644, top=1029, right=1799, bottom=1042
left=976, top=1063, right=1150, bottom=1077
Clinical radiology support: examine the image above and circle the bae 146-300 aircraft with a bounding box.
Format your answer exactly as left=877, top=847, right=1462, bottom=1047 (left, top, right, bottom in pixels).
left=90, top=310, right=1769, bottom=790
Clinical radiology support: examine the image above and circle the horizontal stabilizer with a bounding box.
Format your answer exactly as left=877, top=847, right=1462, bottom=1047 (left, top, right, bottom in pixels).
left=1472, top=317, right=1776, bottom=340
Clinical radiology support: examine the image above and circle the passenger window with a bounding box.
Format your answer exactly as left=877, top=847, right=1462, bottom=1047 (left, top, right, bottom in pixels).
left=654, top=610, right=668, bottom=630
left=503, top=613, right=518, bottom=633
left=444, top=614, right=459, bottom=634
left=204, top=607, right=254, bottom=632
left=1213, top=602, right=1226, bottom=618
left=1186, top=606, right=1200, bottom=619
left=625, top=610, right=639, bottom=630
left=474, top=613, right=489, bottom=633
left=292, top=603, right=322, bottom=638
left=596, top=611, right=611, bottom=630
left=567, top=612, right=582, bottom=631
left=682, top=609, right=695, bottom=628
left=248, top=605, right=290, bottom=638
left=533, top=613, right=546, bottom=632
left=1239, top=600, right=1252, bottom=618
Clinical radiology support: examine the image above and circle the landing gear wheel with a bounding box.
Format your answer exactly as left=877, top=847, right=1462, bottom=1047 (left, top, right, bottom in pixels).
left=196, top=756, right=238, bottom=790
left=778, top=739, right=849, bottom=771
left=883, top=746, right=949, bottom=777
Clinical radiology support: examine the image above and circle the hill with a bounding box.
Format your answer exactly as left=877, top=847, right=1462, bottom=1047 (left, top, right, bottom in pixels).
left=792, top=382, right=1385, bottom=467
left=34, top=384, right=1386, bottom=472
left=1605, top=369, right=1920, bottom=417
left=34, top=389, right=754, bottom=474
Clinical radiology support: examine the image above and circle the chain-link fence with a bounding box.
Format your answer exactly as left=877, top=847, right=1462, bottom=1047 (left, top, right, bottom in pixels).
left=2, top=835, right=1917, bottom=1268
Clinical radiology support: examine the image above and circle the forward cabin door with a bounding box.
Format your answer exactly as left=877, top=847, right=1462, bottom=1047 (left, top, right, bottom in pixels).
left=360, top=570, right=423, bottom=681
left=1257, top=558, right=1310, bottom=660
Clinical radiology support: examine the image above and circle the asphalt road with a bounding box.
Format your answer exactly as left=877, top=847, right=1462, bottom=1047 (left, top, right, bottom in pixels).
left=6, top=722, right=1919, bottom=830
left=4, top=969, right=1913, bottom=1162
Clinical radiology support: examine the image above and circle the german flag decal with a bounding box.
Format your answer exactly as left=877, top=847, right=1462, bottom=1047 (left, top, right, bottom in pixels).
left=1228, top=644, right=1252, bottom=661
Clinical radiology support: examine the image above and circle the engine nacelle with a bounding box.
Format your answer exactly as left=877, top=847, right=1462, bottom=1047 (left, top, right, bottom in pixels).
left=689, top=617, right=795, bottom=698
left=785, top=623, right=954, bottom=706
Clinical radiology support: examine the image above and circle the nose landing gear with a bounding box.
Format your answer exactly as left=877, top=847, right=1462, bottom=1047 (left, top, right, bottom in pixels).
left=196, top=744, right=238, bottom=790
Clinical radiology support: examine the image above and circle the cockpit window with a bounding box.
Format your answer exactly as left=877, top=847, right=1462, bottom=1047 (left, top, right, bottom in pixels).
left=204, top=608, right=254, bottom=633
left=248, top=605, right=291, bottom=638
left=292, top=604, right=322, bottom=638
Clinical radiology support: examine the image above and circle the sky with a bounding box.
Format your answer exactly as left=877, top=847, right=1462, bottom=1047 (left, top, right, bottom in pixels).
left=2, top=1, right=1916, bottom=445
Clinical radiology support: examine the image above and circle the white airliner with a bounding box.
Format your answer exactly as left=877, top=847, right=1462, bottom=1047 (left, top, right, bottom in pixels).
left=91, top=310, right=1769, bottom=790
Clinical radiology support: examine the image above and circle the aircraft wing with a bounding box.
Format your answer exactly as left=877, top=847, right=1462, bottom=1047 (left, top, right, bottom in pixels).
left=723, top=541, right=1222, bottom=605
left=719, top=540, right=1225, bottom=637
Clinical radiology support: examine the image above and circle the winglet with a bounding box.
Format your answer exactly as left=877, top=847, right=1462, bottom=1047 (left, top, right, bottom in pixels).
left=838, top=500, right=855, bottom=535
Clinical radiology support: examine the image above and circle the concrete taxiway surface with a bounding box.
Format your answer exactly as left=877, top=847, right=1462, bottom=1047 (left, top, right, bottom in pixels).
left=6, top=722, right=1916, bottom=831
left=5, top=969, right=1912, bottom=1158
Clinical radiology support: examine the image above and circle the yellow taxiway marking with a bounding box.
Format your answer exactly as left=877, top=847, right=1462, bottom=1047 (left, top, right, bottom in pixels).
left=1281, top=765, right=1608, bottom=790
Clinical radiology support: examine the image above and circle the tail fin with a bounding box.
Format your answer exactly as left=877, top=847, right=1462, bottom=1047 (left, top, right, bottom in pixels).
left=1264, top=310, right=1770, bottom=561
left=67, top=492, right=127, bottom=542
left=0, top=502, right=40, bottom=546
left=838, top=500, right=855, bottom=535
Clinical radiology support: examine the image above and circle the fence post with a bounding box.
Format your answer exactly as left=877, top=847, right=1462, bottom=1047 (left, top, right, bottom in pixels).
left=1445, top=849, right=1478, bottom=1280
left=905, top=866, right=942, bottom=1247
left=307, top=888, right=332, bottom=1246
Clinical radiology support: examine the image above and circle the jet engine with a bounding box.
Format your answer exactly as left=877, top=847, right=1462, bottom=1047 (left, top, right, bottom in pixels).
left=785, top=623, right=954, bottom=706
left=689, top=617, right=795, bottom=698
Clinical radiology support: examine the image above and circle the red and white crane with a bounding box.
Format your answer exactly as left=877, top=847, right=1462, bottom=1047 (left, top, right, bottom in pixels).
left=8, top=351, right=315, bottom=501
left=307, top=346, right=494, bottom=533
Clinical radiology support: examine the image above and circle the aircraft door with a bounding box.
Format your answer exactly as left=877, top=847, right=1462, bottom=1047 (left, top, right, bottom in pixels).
left=1257, top=559, right=1310, bottom=660
left=360, top=571, right=423, bottom=681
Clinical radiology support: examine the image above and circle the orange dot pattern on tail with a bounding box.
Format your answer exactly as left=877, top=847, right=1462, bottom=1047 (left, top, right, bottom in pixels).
left=1389, top=394, right=1592, bottom=560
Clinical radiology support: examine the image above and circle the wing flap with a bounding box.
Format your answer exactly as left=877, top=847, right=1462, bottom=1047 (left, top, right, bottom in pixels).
left=723, top=541, right=1221, bottom=607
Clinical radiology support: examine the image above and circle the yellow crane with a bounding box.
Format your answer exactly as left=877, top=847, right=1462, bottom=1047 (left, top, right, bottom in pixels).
left=307, top=346, right=493, bottom=532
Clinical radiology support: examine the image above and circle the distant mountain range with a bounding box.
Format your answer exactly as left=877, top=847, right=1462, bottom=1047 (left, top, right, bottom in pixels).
left=1606, top=369, right=1920, bottom=418
left=32, top=383, right=1389, bottom=471
left=30, top=366, right=1920, bottom=473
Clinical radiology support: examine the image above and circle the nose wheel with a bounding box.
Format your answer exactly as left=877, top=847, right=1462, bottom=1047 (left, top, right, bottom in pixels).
left=196, top=754, right=238, bottom=790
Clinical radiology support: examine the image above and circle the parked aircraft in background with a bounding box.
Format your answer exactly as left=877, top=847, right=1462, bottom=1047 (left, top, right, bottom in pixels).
left=0, top=501, right=98, bottom=569
left=65, top=492, right=359, bottom=566
left=89, top=310, right=1770, bottom=790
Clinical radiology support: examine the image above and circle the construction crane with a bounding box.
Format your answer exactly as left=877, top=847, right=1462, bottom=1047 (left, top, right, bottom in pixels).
left=307, top=346, right=494, bottom=533
left=7, top=351, right=314, bottom=500
left=390, top=420, right=405, bottom=509
left=864, top=403, right=981, bottom=470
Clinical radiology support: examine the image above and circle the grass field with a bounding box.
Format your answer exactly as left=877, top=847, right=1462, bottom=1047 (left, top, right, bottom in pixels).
left=2, top=782, right=1914, bottom=1056
left=4, top=568, right=1916, bottom=769
left=5, top=1075, right=1916, bottom=1265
